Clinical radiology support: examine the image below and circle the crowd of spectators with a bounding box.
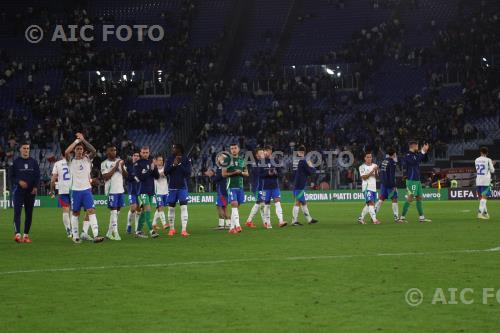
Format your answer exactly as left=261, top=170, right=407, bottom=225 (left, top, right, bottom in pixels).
left=1, top=1, right=499, bottom=192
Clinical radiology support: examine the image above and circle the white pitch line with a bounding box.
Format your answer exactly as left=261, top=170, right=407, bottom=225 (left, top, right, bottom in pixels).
left=0, top=247, right=499, bottom=276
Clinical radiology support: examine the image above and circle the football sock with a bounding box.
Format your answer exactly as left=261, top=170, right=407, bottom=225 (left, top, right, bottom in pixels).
left=180, top=205, right=188, bottom=232
left=368, top=205, right=377, bottom=222
left=137, top=212, right=144, bottom=231
left=292, top=205, right=299, bottom=223
left=301, top=204, right=313, bottom=222
left=247, top=203, right=260, bottom=222
left=402, top=201, right=411, bottom=217
left=134, top=212, right=140, bottom=232
left=225, top=219, right=231, bottom=227
left=479, top=199, right=487, bottom=214
left=275, top=202, right=284, bottom=223
left=127, top=210, right=133, bottom=227
left=264, top=204, right=271, bottom=225
left=259, top=203, right=265, bottom=221
left=231, top=207, right=240, bottom=229
left=374, top=200, right=383, bottom=213
left=218, top=218, right=225, bottom=227
left=83, top=218, right=90, bottom=234
left=153, top=210, right=159, bottom=226
left=71, top=215, right=79, bottom=239
left=360, top=205, right=368, bottom=219
left=110, top=210, right=118, bottom=233
left=144, top=210, right=153, bottom=231
left=62, top=212, right=71, bottom=232
left=168, top=207, right=175, bottom=229
left=89, top=214, right=99, bottom=237
left=392, top=202, right=399, bottom=217
left=416, top=200, right=424, bottom=216
left=159, top=211, right=167, bottom=226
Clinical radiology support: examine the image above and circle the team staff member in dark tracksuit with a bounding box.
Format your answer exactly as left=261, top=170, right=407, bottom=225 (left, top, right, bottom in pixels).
left=9, top=143, right=40, bottom=243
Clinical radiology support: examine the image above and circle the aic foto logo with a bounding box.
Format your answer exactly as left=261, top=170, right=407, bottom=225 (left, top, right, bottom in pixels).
left=26, top=25, right=165, bottom=44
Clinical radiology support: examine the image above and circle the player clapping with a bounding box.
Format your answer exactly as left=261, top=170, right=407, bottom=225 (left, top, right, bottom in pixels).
left=204, top=153, right=230, bottom=230
left=357, top=151, right=381, bottom=225
left=153, top=155, right=169, bottom=230
left=101, top=145, right=127, bottom=240
left=133, top=146, right=159, bottom=239
left=165, top=144, right=192, bottom=237
left=398, top=141, right=431, bottom=223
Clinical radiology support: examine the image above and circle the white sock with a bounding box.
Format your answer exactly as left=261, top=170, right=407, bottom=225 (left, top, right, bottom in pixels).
left=180, top=205, right=188, bottom=232
left=225, top=219, right=231, bottom=227
left=368, top=205, right=377, bottom=222
left=292, top=205, right=299, bottom=223
left=159, top=211, right=166, bottom=226
left=218, top=218, right=225, bottom=227
left=62, top=212, right=70, bottom=232
left=259, top=203, right=265, bottom=221
left=479, top=199, right=487, bottom=213
left=374, top=200, right=383, bottom=213
left=168, top=207, right=175, bottom=229
left=275, top=202, right=284, bottom=223
left=231, top=207, right=240, bottom=228
left=71, top=215, right=79, bottom=239
left=134, top=213, right=140, bottom=232
left=301, top=204, right=313, bottom=222
left=127, top=210, right=134, bottom=227
left=392, top=202, right=399, bottom=217
left=247, top=203, right=260, bottom=222
left=110, top=210, right=118, bottom=233
left=89, top=214, right=99, bottom=237
left=83, top=219, right=90, bottom=234
left=360, top=206, right=369, bottom=219
left=264, top=204, right=271, bottom=226
left=153, top=210, right=159, bottom=226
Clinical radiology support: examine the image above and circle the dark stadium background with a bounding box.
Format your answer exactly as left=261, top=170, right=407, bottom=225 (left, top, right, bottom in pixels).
left=0, top=0, right=499, bottom=195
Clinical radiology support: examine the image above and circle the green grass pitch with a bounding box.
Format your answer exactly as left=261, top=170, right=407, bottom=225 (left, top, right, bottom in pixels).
left=1, top=200, right=499, bottom=332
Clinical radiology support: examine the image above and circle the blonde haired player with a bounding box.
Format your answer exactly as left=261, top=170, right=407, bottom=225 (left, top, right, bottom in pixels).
left=357, top=151, right=381, bottom=225
left=475, top=146, right=495, bottom=219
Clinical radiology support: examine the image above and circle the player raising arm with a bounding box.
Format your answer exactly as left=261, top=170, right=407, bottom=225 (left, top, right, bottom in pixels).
left=64, top=133, right=104, bottom=243
left=222, top=143, right=249, bottom=234
left=357, top=151, right=381, bottom=225
left=475, top=146, right=495, bottom=219
left=398, top=141, right=431, bottom=223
